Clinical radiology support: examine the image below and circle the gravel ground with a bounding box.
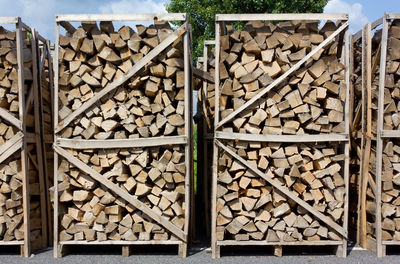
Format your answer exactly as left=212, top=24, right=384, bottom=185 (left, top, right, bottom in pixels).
left=1, top=243, right=400, bottom=264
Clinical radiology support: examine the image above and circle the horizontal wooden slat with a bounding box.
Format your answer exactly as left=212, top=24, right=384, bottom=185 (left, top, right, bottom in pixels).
left=215, top=132, right=349, bottom=142
left=217, top=240, right=344, bottom=246
left=382, top=240, right=400, bottom=245
left=386, top=13, right=400, bottom=19
left=0, top=17, right=19, bottom=24
left=381, top=130, right=400, bottom=138
left=60, top=240, right=182, bottom=245
left=216, top=13, right=348, bottom=22
left=204, top=40, right=216, bottom=45
left=56, top=13, right=187, bottom=22
left=56, top=136, right=187, bottom=149
left=0, top=241, right=25, bottom=245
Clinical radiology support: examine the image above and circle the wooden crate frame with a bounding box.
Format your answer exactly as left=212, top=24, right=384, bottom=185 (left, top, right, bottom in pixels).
left=211, top=13, right=350, bottom=258
left=354, top=13, right=400, bottom=257
left=53, top=13, right=192, bottom=258
left=0, top=17, right=49, bottom=257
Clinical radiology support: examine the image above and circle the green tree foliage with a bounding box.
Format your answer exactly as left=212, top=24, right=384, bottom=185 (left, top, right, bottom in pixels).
left=166, top=0, right=328, bottom=58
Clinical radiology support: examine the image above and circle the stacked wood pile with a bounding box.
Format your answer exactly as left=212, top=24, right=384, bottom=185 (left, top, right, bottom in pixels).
left=213, top=18, right=349, bottom=255
left=219, top=20, right=347, bottom=135
left=56, top=19, right=190, bottom=246
left=57, top=21, right=186, bottom=139
left=0, top=24, right=49, bottom=252
left=216, top=141, right=345, bottom=241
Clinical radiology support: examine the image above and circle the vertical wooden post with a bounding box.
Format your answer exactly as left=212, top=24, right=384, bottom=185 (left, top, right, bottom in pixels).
left=181, top=15, right=190, bottom=258
left=16, top=17, right=30, bottom=258
left=211, top=21, right=221, bottom=259
left=339, top=25, right=350, bottom=258
left=376, top=15, right=389, bottom=258
left=53, top=21, right=60, bottom=258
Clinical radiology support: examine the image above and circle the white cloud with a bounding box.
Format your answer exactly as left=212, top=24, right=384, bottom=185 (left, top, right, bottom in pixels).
left=324, top=0, right=369, bottom=33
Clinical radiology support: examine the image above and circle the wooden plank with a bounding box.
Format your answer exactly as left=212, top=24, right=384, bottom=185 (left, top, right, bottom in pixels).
left=216, top=22, right=349, bottom=129
left=381, top=130, right=400, bottom=138
left=55, top=23, right=187, bottom=133
left=215, top=140, right=347, bottom=238
left=0, top=241, right=25, bottom=245
left=215, top=131, right=348, bottom=142
left=16, top=18, right=30, bottom=258
left=216, top=13, right=348, bottom=21
left=53, top=22, right=60, bottom=259
left=0, top=16, right=19, bottom=24
left=217, top=240, right=344, bottom=246
left=56, top=13, right=187, bottom=22
left=386, top=13, right=400, bottom=19
left=56, top=136, right=187, bottom=149
left=0, top=138, right=23, bottom=164
left=59, top=21, right=76, bottom=34
left=204, top=40, right=215, bottom=45
left=183, top=18, right=190, bottom=257
left=382, top=240, right=400, bottom=245
left=192, top=67, right=215, bottom=84
left=360, top=138, right=371, bottom=248
left=0, top=107, right=23, bottom=130
left=60, top=240, right=182, bottom=245
left=0, top=131, right=23, bottom=156
left=376, top=17, right=389, bottom=258
left=54, top=145, right=187, bottom=242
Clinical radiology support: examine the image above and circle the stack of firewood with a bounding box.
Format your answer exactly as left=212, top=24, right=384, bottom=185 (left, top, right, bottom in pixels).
left=56, top=20, right=187, bottom=241
left=218, top=20, right=346, bottom=135
left=216, top=141, right=345, bottom=241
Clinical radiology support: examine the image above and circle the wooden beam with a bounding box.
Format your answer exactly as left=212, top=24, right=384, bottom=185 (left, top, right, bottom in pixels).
left=60, top=240, right=182, bottom=245
left=0, top=16, right=19, bottom=24
left=55, top=23, right=187, bottom=133
left=216, top=22, right=349, bottom=129
left=217, top=240, right=344, bottom=246
left=0, top=107, right=23, bottom=130
left=215, top=140, right=347, bottom=238
left=54, top=145, right=187, bottom=242
left=0, top=137, right=23, bottom=164
left=216, top=13, right=348, bottom=21
left=59, top=21, right=76, bottom=34
left=56, top=136, right=187, bottom=149
left=56, top=13, right=187, bottom=22
left=376, top=17, right=389, bottom=258
left=192, top=67, right=215, bottom=84
left=0, top=131, right=23, bottom=156
left=215, top=131, right=348, bottom=142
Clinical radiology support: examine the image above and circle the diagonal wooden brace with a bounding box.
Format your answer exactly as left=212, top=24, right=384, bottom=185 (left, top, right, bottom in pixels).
left=55, top=23, right=187, bottom=133
left=0, top=107, right=22, bottom=130
left=54, top=145, right=187, bottom=242
left=216, top=21, right=349, bottom=129
left=0, top=133, right=24, bottom=164
left=215, top=139, right=347, bottom=238
left=192, top=67, right=215, bottom=84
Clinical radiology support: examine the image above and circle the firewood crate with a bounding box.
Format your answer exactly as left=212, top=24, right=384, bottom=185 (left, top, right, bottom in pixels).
left=53, top=13, right=193, bottom=258
left=352, top=13, right=400, bottom=257
left=211, top=13, right=350, bottom=258
left=195, top=40, right=215, bottom=238
left=0, top=17, right=51, bottom=256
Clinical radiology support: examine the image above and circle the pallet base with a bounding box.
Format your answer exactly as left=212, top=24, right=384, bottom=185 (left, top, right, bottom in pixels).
left=212, top=241, right=347, bottom=258
left=55, top=241, right=187, bottom=258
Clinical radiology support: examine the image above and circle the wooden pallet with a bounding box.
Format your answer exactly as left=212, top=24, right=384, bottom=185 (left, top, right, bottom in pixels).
left=53, top=13, right=193, bottom=258
left=353, top=13, right=400, bottom=257
left=211, top=13, right=350, bottom=258
left=0, top=17, right=50, bottom=257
